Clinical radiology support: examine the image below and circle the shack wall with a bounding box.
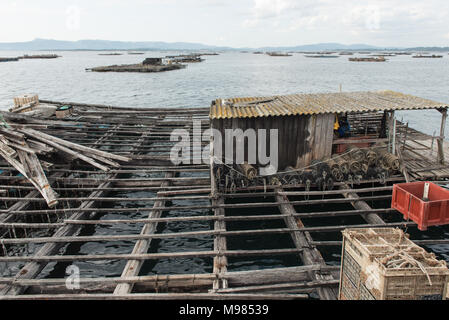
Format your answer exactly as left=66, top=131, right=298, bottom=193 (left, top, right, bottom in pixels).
left=211, top=113, right=335, bottom=170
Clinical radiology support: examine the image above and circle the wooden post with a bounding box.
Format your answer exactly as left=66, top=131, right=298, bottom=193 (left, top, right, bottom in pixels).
left=210, top=130, right=216, bottom=197
left=388, top=111, right=395, bottom=153
left=438, top=108, right=447, bottom=164
left=392, top=116, right=397, bottom=155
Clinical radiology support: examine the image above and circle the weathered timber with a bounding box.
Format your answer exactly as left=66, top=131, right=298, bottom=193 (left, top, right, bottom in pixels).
left=114, top=172, right=174, bottom=294
left=275, top=187, right=338, bottom=300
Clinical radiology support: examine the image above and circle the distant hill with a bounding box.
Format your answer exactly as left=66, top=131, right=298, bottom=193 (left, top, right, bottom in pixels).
left=0, top=38, right=447, bottom=52
left=0, top=38, right=232, bottom=51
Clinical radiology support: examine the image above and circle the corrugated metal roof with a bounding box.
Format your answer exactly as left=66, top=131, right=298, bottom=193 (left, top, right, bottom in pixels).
left=209, top=91, right=448, bottom=120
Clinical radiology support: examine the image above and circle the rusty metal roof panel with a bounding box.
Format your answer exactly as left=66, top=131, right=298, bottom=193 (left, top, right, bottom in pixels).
left=209, top=91, right=448, bottom=119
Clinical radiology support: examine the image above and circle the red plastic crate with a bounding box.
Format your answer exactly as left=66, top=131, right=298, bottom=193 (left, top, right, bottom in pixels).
left=392, top=182, right=449, bottom=231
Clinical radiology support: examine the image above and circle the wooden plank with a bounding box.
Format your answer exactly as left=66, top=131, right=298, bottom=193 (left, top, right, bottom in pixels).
left=0, top=126, right=120, bottom=296
left=212, top=197, right=227, bottom=291
left=275, top=187, right=338, bottom=300
left=215, top=279, right=339, bottom=294
left=333, top=138, right=388, bottom=145
left=19, top=128, right=130, bottom=162
left=339, top=183, right=386, bottom=225
left=0, top=292, right=308, bottom=300
left=0, top=180, right=114, bottom=295
left=0, top=249, right=304, bottom=263
left=113, top=172, right=174, bottom=294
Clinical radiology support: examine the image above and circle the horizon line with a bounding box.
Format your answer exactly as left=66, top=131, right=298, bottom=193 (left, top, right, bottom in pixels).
left=0, top=38, right=448, bottom=49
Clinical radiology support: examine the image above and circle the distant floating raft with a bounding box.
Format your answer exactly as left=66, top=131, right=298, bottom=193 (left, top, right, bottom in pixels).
left=304, top=55, right=339, bottom=58
left=349, top=57, right=386, bottom=62
left=98, top=53, right=123, bottom=56
left=21, top=54, right=61, bottom=59
left=0, top=57, right=20, bottom=62
left=412, top=55, right=443, bottom=58
left=87, top=62, right=186, bottom=73
left=266, top=52, right=292, bottom=56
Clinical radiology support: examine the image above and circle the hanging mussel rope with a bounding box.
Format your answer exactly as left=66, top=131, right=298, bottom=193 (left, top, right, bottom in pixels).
left=365, top=149, right=379, bottom=166
left=238, top=162, right=257, bottom=180
left=347, top=145, right=365, bottom=161
left=346, top=156, right=362, bottom=174
left=214, top=144, right=401, bottom=193
left=326, top=158, right=344, bottom=182
left=376, top=148, right=401, bottom=171
left=332, top=155, right=350, bottom=175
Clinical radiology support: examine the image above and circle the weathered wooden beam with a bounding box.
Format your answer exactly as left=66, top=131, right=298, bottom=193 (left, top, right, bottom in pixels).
left=438, top=108, right=447, bottom=164
left=0, top=126, right=120, bottom=296
left=275, top=187, right=338, bottom=300
left=0, top=248, right=304, bottom=263
left=113, top=172, right=173, bottom=294
left=215, top=279, right=339, bottom=294
left=0, top=292, right=308, bottom=300
left=338, top=184, right=386, bottom=225
left=212, top=197, right=228, bottom=291
left=0, top=221, right=416, bottom=245
left=333, top=138, right=388, bottom=145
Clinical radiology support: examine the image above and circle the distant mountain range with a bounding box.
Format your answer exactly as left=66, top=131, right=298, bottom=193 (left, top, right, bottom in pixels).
left=0, top=38, right=448, bottom=52
left=0, top=39, right=231, bottom=51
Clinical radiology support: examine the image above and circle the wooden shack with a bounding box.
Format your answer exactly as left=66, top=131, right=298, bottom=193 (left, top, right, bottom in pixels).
left=142, top=57, right=162, bottom=65
left=209, top=91, right=448, bottom=171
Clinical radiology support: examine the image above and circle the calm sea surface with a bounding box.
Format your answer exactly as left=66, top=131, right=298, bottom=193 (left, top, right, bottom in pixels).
left=1, top=50, right=449, bottom=135
left=0, top=50, right=449, bottom=279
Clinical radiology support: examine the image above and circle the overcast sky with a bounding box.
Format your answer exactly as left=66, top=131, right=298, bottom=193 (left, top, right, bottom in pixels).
left=1, top=0, right=449, bottom=47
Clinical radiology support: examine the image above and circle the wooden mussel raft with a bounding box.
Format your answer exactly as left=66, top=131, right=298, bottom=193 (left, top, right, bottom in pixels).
left=412, top=54, right=443, bottom=58
left=165, top=54, right=204, bottom=63
left=98, top=53, right=123, bottom=56
left=87, top=57, right=186, bottom=73
left=0, top=121, right=130, bottom=207
left=0, top=91, right=448, bottom=301
left=349, top=57, right=386, bottom=62
left=21, top=54, right=60, bottom=59
left=0, top=57, right=20, bottom=63
left=266, top=52, right=292, bottom=57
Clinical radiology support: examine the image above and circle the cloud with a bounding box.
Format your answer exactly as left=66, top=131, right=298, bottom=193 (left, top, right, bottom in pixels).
left=241, top=0, right=449, bottom=45
left=1, top=0, right=449, bottom=46
left=252, top=0, right=298, bottom=18
left=243, top=0, right=313, bottom=26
